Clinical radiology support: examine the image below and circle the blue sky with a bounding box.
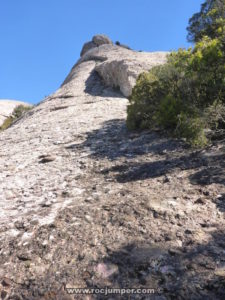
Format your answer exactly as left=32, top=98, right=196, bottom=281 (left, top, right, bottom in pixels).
left=0, top=0, right=203, bottom=104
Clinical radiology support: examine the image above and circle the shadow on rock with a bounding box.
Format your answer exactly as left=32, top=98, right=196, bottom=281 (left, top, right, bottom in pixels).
left=213, top=193, right=225, bottom=212
left=103, top=152, right=225, bottom=187
left=66, top=119, right=185, bottom=161
left=189, top=165, right=225, bottom=186
left=6, top=214, right=225, bottom=300
left=66, top=119, right=225, bottom=190
left=92, top=233, right=225, bottom=299
left=84, top=71, right=124, bottom=98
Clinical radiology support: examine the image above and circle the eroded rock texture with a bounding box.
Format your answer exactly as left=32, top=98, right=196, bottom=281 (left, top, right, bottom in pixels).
left=0, top=36, right=225, bottom=300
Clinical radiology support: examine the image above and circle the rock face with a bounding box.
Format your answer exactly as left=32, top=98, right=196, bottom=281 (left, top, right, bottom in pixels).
left=92, top=34, right=113, bottom=46
left=0, top=99, right=31, bottom=126
left=80, top=34, right=113, bottom=57
left=76, top=38, right=168, bottom=97
left=0, top=35, right=225, bottom=300
left=80, top=41, right=96, bottom=57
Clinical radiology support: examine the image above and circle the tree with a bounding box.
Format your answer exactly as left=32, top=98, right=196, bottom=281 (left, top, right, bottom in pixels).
left=187, top=0, right=225, bottom=43
left=127, top=0, right=225, bottom=147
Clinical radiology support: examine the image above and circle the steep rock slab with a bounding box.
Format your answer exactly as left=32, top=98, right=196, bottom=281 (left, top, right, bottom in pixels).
left=0, top=35, right=225, bottom=300
left=0, top=99, right=31, bottom=126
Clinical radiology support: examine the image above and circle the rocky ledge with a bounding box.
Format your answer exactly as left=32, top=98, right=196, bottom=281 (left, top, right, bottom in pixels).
left=0, top=35, right=225, bottom=300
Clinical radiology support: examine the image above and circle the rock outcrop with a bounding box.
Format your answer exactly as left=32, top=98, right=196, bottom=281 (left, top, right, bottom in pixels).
left=0, top=35, right=225, bottom=300
left=80, top=34, right=113, bottom=57
left=78, top=35, right=168, bottom=97
left=92, top=34, right=113, bottom=46
left=0, top=99, right=31, bottom=126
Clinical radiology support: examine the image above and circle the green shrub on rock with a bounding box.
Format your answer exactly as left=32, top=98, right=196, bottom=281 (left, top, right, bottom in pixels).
left=204, top=101, right=225, bottom=130
left=156, top=96, right=184, bottom=129
left=127, top=71, right=166, bottom=130
left=127, top=0, right=225, bottom=147
left=12, top=104, right=31, bottom=119
left=0, top=116, right=14, bottom=131
left=175, top=113, right=208, bottom=147
left=0, top=105, right=32, bottom=132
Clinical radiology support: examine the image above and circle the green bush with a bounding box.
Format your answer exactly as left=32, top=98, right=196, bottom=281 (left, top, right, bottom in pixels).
left=127, top=0, right=225, bottom=147
left=127, top=0, right=225, bottom=148
left=0, top=116, right=14, bottom=131
left=0, top=105, right=32, bottom=132
left=175, top=113, right=208, bottom=147
left=127, top=71, right=166, bottom=130
left=12, top=105, right=31, bottom=119
left=156, top=96, right=183, bottom=129
left=204, top=101, right=225, bottom=129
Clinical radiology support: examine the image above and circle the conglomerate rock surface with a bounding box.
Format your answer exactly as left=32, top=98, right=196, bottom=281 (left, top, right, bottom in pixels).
left=0, top=36, right=225, bottom=300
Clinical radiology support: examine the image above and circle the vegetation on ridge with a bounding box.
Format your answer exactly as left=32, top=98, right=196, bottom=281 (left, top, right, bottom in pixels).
left=0, top=104, right=32, bottom=131
left=127, top=0, right=225, bottom=147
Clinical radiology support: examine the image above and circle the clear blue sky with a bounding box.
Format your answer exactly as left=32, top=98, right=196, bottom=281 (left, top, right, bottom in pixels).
left=0, top=0, right=203, bottom=104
